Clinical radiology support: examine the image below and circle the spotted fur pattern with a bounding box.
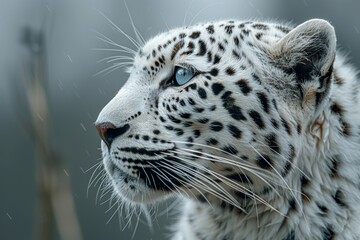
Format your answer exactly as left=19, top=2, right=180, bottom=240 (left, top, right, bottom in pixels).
left=96, top=19, right=360, bottom=239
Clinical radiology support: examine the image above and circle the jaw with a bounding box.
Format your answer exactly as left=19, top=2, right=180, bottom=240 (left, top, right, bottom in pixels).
left=103, top=156, right=175, bottom=204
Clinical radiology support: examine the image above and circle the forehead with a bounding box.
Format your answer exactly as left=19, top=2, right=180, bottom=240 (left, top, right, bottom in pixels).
left=131, top=20, right=291, bottom=78
left=137, top=20, right=289, bottom=59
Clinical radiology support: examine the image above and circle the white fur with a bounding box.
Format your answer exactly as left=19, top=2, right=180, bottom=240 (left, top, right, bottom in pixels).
left=96, top=19, right=360, bottom=239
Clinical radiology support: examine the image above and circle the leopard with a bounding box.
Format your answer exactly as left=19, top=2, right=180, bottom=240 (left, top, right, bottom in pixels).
left=95, top=18, right=360, bottom=239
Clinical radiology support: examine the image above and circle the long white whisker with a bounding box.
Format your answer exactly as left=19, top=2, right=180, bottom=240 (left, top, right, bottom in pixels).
left=92, top=29, right=137, bottom=55
left=97, top=55, right=135, bottom=63
left=95, top=62, right=133, bottom=76
left=124, top=0, right=146, bottom=46
left=159, top=158, right=244, bottom=211
left=96, top=9, right=142, bottom=49
left=166, top=153, right=281, bottom=214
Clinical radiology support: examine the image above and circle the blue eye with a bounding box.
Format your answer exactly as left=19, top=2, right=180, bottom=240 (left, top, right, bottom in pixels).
left=172, top=66, right=195, bottom=86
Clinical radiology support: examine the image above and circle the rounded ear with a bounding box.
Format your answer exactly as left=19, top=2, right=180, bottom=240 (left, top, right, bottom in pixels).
left=271, top=19, right=336, bottom=81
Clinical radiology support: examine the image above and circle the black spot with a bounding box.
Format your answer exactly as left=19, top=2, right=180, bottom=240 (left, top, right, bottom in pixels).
left=207, top=51, right=212, bottom=62
left=255, top=32, right=264, bottom=40
left=193, top=129, right=201, bottom=138
left=206, top=25, right=214, bottom=34
left=330, top=102, right=344, bottom=116
left=197, top=118, right=209, bottom=124
left=197, top=87, right=207, bottom=99
left=188, top=98, right=196, bottom=105
left=317, top=203, right=328, bottom=215
left=281, top=117, right=292, bottom=135
left=242, top=29, right=251, bottom=35
left=178, top=100, right=185, bottom=107
left=186, top=137, right=193, bottom=146
left=168, top=115, right=181, bottom=124
left=257, top=155, right=273, bottom=169
left=218, top=43, right=225, bottom=51
left=189, top=31, right=201, bottom=39
left=210, top=121, right=223, bottom=131
left=197, top=40, right=207, bottom=56
left=165, top=125, right=174, bottom=131
left=265, top=133, right=279, bottom=153
left=256, top=92, right=270, bottom=113
left=142, top=135, right=150, bottom=141
left=233, top=36, right=240, bottom=46
left=179, top=112, right=191, bottom=119
left=225, top=67, right=235, bottom=76
left=271, top=119, right=279, bottom=129
left=288, top=144, right=296, bottom=162
left=171, top=104, right=178, bottom=111
left=329, top=155, right=340, bottom=177
left=159, top=116, right=166, bottom=123
left=228, top=125, right=242, bottom=139
left=222, top=145, right=238, bottom=155
left=206, top=138, right=218, bottom=145
left=224, top=25, right=234, bottom=34
left=300, top=175, right=310, bottom=188
left=282, top=162, right=292, bottom=177
left=276, top=25, right=291, bottom=34
left=187, top=41, right=195, bottom=49
left=232, top=50, right=241, bottom=59
left=283, top=230, right=295, bottom=240
left=333, top=189, right=346, bottom=207
left=248, top=110, right=265, bottom=129
left=153, top=130, right=160, bottom=135
left=322, top=225, right=335, bottom=240
left=211, top=82, right=224, bottom=95
left=210, top=68, right=219, bottom=77
left=252, top=73, right=261, bottom=84
left=179, top=33, right=187, bottom=39
left=297, top=124, right=302, bottom=134
left=213, top=54, right=221, bottom=64
left=236, top=79, right=252, bottom=95
left=252, top=23, right=269, bottom=30
left=188, top=82, right=197, bottom=91
left=183, top=121, right=192, bottom=127
left=289, top=198, right=297, bottom=211
left=227, top=173, right=252, bottom=184
left=194, top=107, right=204, bottom=113
left=221, top=91, right=247, bottom=121
left=175, top=128, right=184, bottom=136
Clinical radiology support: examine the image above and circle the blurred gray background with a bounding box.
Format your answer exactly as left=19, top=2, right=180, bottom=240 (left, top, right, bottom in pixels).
left=1, top=0, right=360, bottom=240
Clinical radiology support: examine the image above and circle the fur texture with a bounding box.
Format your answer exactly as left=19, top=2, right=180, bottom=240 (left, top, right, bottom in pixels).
left=96, top=19, right=360, bottom=239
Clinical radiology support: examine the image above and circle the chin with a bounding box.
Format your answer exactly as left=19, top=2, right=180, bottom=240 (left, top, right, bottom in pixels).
left=103, top=156, right=171, bottom=204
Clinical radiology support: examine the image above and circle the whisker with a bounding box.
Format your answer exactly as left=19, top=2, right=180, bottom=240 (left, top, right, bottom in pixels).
left=123, top=0, right=146, bottom=46
left=95, top=62, right=133, bottom=76
left=165, top=153, right=281, bottom=214
left=96, top=9, right=142, bottom=49
left=92, top=30, right=137, bottom=55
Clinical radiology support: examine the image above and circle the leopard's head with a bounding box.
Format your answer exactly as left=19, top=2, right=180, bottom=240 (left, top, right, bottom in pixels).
left=95, top=19, right=336, bottom=210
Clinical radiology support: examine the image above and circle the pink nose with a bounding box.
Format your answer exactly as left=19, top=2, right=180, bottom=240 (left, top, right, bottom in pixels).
left=95, top=122, right=129, bottom=148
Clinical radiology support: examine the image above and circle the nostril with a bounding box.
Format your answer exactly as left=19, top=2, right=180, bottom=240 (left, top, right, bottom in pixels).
left=96, top=122, right=130, bottom=148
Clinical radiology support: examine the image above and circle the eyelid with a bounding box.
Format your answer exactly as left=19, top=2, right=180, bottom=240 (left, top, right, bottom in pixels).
left=176, top=63, right=198, bottom=74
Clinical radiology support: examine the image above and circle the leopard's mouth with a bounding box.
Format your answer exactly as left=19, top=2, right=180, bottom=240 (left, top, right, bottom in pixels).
left=103, top=150, right=192, bottom=203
